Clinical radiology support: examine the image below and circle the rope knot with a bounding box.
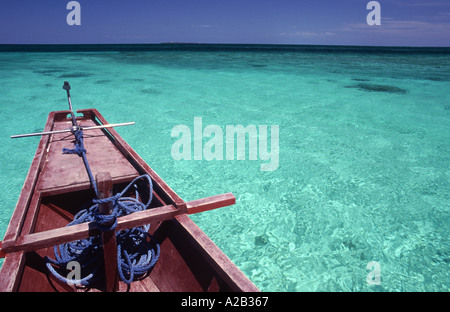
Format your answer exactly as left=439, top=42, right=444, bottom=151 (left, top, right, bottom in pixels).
left=62, top=129, right=86, bottom=156
left=92, top=194, right=121, bottom=231
left=92, top=193, right=121, bottom=206
left=94, top=212, right=118, bottom=232
left=61, top=129, right=98, bottom=194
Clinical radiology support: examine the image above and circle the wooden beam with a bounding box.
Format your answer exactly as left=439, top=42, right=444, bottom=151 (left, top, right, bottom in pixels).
left=96, top=173, right=119, bottom=292
left=186, top=193, right=235, bottom=214
left=97, top=173, right=113, bottom=215
left=0, top=193, right=236, bottom=257
left=0, top=251, right=26, bottom=291
left=0, top=241, right=5, bottom=259
left=0, top=204, right=177, bottom=256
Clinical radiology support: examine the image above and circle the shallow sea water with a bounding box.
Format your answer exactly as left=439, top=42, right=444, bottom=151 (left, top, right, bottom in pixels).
left=0, top=45, right=449, bottom=291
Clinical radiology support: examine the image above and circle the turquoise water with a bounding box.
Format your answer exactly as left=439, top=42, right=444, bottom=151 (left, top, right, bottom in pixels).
left=0, top=44, right=449, bottom=291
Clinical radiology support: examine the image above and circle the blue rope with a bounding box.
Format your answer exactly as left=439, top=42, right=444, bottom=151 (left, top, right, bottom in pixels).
left=62, top=129, right=98, bottom=195
left=45, top=129, right=160, bottom=288
left=45, top=175, right=160, bottom=287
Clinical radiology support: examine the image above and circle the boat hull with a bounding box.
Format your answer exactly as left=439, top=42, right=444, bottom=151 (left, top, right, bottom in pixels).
left=0, top=109, right=258, bottom=292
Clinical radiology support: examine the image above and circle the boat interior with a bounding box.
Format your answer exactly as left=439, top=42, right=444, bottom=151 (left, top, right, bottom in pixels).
left=0, top=109, right=258, bottom=292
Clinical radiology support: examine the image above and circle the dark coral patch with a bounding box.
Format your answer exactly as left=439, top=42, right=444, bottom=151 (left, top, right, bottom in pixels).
left=346, top=83, right=407, bottom=94
left=59, top=72, right=92, bottom=78
left=141, top=88, right=161, bottom=95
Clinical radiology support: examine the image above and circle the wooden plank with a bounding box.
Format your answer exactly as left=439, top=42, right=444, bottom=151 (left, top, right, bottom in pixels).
left=0, top=241, right=5, bottom=259
left=96, top=172, right=119, bottom=292
left=1, top=219, right=99, bottom=255
left=187, top=193, right=235, bottom=214
left=37, top=117, right=138, bottom=195
left=0, top=252, right=26, bottom=292
left=149, top=231, right=205, bottom=292
left=115, top=205, right=180, bottom=232
left=174, top=214, right=260, bottom=292
left=1, top=204, right=178, bottom=255
left=102, top=231, right=119, bottom=292
left=122, top=278, right=160, bottom=292
left=97, top=172, right=113, bottom=215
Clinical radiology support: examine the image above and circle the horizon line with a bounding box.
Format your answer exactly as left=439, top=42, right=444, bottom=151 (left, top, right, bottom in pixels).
left=0, top=42, right=449, bottom=49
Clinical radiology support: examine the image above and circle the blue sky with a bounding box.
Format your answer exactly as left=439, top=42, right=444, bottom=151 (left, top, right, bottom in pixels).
left=1, top=0, right=449, bottom=46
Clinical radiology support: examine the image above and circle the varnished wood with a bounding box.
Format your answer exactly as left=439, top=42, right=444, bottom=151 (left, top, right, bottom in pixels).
left=0, top=252, right=25, bottom=291
left=96, top=172, right=113, bottom=215
left=97, top=172, right=119, bottom=292
left=0, top=242, right=4, bottom=259
left=187, top=192, right=236, bottom=214
left=174, top=214, right=259, bottom=292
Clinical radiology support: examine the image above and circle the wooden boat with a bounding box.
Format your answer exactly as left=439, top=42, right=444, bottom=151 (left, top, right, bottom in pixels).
left=0, top=86, right=258, bottom=292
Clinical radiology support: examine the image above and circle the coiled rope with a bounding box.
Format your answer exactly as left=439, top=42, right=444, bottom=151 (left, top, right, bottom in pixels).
left=45, top=129, right=160, bottom=287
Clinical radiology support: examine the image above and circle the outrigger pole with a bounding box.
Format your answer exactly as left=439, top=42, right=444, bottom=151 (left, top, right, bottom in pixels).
left=11, top=81, right=135, bottom=139
left=63, top=81, right=78, bottom=128
left=11, top=122, right=136, bottom=139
